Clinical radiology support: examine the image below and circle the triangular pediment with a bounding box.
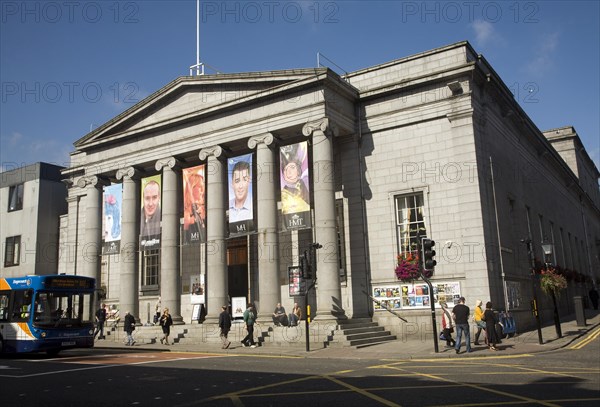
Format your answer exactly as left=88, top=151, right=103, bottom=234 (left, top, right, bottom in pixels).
left=74, top=69, right=328, bottom=149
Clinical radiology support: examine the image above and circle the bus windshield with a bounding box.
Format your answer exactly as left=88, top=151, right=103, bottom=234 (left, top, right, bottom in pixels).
left=32, top=291, right=94, bottom=328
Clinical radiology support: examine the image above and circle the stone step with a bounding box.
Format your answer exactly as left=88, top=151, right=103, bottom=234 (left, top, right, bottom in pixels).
left=341, top=326, right=385, bottom=335
left=346, top=330, right=392, bottom=341
left=351, top=335, right=397, bottom=348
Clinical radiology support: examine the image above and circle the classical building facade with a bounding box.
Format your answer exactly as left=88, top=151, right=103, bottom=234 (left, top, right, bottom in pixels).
left=1, top=162, right=67, bottom=277
left=58, top=42, right=599, bottom=336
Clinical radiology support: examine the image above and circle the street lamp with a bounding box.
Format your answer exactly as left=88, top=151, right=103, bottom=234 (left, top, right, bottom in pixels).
left=522, top=238, right=543, bottom=344
left=542, top=240, right=562, bottom=338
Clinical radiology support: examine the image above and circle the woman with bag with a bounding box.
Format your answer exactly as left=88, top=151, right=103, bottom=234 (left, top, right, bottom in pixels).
left=159, top=308, right=173, bottom=345
left=439, top=301, right=456, bottom=348
left=482, top=301, right=500, bottom=351
left=473, top=299, right=486, bottom=345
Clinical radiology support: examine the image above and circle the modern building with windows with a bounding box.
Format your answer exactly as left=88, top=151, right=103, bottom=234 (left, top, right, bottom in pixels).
left=1, top=163, right=67, bottom=277
left=57, top=41, right=599, bottom=339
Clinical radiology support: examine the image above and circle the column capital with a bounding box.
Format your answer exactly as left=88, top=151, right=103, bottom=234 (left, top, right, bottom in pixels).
left=155, top=157, right=181, bottom=172
left=75, top=175, right=109, bottom=189
left=302, top=117, right=338, bottom=137
left=248, top=133, right=276, bottom=149
left=199, top=145, right=224, bottom=161
left=116, top=166, right=139, bottom=181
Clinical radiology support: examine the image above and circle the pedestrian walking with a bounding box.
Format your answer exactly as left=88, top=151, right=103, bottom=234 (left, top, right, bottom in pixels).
left=219, top=305, right=232, bottom=349
left=241, top=303, right=257, bottom=348
left=439, top=301, right=455, bottom=348
left=124, top=311, right=136, bottom=346
left=94, top=303, right=107, bottom=340
left=473, top=299, right=486, bottom=345
left=159, top=308, right=173, bottom=345
left=483, top=301, right=500, bottom=351
left=452, top=297, right=472, bottom=354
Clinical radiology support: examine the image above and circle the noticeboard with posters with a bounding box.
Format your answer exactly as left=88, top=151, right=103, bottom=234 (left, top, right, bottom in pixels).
left=372, top=281, right=461, bottom=310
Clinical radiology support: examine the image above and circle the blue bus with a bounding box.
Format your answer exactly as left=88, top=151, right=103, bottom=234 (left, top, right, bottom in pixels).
left=0, top=274, right=96, bottom=355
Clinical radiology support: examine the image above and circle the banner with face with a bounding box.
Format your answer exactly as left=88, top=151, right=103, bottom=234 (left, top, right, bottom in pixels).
left=280, top=141, right=311, bottom=230
left=182, top=165, right=206, bottom=245
left=227, top=153, right=255, bottom=235
left=102, top=183, right=122, bottom=254
left=140, top=174, right=162, bottom=251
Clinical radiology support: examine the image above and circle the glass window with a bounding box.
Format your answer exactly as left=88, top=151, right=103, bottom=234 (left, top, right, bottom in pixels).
left=0, top=291, right=10, bottom=321
left=32, top=291, right=94, bottom=327
left=4, top=235, right=21, bottom=267
left=142, top=249, right=160, bottom=290
left=395, top=193, right=427, bottom=255
left=8, top=183, right=24, bottom=212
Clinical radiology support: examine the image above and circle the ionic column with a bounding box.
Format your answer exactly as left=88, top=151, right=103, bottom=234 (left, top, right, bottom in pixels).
left=248, top=133, right=279, bottom=321
left=76, top=175, right=105, bottom=282
left=116, top=167, right=140, bottom=319
left=155, top=157, right=182, bottom=323
left=302, top=118, right=341, bottom=320
left=199, top=146, right=227, bottom=321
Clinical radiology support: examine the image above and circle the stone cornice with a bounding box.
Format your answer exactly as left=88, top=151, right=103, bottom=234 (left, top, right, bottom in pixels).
left=248, top=133, right=276, bottom=149
left=199, top=145, right=224, bottom=161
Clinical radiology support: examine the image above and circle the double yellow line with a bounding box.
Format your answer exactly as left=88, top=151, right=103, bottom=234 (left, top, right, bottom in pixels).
left=570, top=327, right=600, bottom=350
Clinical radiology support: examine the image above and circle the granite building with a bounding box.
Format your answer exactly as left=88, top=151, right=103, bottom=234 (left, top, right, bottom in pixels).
left=57, top=41, right=600, bottom=338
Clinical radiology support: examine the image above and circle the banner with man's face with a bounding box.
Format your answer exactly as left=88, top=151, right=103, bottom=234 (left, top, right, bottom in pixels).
left=227, top=153, right=254, bottom=235
left=280, top=141, right=311, bottom=230
left=102, top=183, right=122, bottom=255
left=182, top=165, right=206, bottom=245
left=140, top=174, right=162, bottom=251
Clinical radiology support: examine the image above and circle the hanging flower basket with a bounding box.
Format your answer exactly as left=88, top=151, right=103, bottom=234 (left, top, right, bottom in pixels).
left=540, top=267, right=567, bottom=297
left=394, top=252, right=432, bottom=282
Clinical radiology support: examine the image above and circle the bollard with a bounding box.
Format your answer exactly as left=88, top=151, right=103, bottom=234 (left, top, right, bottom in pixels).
left=574, top=296, right=587, bottom=327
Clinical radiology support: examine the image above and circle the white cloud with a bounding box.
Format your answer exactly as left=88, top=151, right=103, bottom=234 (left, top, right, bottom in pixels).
left=471, top=20, right=495, bottom=46
left=525, top=32, right=560, bottom=75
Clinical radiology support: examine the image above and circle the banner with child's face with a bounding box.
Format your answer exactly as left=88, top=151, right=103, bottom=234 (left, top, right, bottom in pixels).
left=140, top=175, right=162, bottom=251
left=280, top=141, right=311, bottom=230
left=102, top=184, right=122, bottom=255
left=182, top=165, right=206, bottom=245
left=227, top=153, right=254, bottom=235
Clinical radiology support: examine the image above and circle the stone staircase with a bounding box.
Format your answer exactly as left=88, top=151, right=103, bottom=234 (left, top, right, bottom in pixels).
left=329, top=318, right=397, bottom=348
left=101, top=318, right=395, bottom=349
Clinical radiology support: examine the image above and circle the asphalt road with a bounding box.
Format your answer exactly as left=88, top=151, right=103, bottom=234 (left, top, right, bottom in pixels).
left=1, top=333, right=598, bottom=407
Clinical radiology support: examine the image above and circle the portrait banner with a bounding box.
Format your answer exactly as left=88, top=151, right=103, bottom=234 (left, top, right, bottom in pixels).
left=280, top=141, right=311, bottom=230
left=102, top=183, right=122, bottom=255
left=227, top=153, right=255, bottom=235
left=182, top=165, right=206, bottom=245
left=140, top=174, right=162, bottom=251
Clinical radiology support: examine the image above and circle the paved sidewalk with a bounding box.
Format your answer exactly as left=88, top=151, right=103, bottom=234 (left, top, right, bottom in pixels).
left=95, top=310, right=600, bottom=359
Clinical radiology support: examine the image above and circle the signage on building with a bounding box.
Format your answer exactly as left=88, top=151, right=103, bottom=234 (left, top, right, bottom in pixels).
left=227, top=153, right=255, bottom=236
left=280, top=141, right=311, bottom=231
left=102, top=183, right=122, bottom=255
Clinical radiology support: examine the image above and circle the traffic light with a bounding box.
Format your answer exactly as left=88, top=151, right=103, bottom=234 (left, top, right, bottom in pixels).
left=422, top=238, right=436, bottom=270
left=300, top=251, right=311, bottom=279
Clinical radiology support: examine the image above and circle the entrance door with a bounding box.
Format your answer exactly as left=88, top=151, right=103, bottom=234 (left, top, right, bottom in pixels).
left=227, top=237, right=248, bottom=299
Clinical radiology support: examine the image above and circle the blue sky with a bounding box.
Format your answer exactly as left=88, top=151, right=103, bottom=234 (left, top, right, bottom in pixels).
left=1, top=1, right=599, bottom=172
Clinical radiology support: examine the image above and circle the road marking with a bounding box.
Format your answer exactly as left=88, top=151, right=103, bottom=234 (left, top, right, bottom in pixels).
left=569, top=327, right=600, bottom=350
left=382, top=364, right=564, bottom=407
left=323, top=374, right=401, bottom=407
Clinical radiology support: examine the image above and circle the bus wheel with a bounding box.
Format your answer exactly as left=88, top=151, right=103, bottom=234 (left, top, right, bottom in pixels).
left=46, top=348, right=61, bottom=356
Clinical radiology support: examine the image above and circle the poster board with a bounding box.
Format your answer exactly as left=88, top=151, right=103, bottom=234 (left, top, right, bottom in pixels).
left=191, top=304, right=201, bottom=322
left=288, top=265, right=305, bottom=296
left=372, top=281, right=461, bottom=310
left=231, top=297, right=246, bottom=319
left=190, top=274, right=205, bottom=304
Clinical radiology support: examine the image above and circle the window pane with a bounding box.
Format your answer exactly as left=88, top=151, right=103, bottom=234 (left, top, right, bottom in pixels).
left=8, top=184, right=24, bottom=212
left=4, top=236, right=21, bottom=267
left=395, top=193, right=427, bottom=256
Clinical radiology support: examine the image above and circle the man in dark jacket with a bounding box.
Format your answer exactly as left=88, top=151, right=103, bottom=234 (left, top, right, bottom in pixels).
left=452, top=297, right=472, bottom=354
left=124, top=311, right=136, bottom=346
left=94, top=303, right=107, bottom=339
left=218, top=305, right=232, bottom=349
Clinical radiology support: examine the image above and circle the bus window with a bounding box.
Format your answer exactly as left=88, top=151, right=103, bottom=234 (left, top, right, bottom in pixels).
left=0, top=292, right=9, bottom=321
left=11, top=289, right=33, bottom=321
